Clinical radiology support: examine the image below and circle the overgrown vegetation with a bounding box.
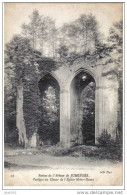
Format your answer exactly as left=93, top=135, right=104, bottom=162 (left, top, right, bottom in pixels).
left=36, top=130, right=122, bottom=161
left=4, top=9, right=123, bottom=148
left=37, top=144, right=122, bottom=161
left=38, top=78, right=60, bottom=144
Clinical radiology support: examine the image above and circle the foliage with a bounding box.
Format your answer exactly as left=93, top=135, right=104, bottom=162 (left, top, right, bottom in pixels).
left=108, top=20, right=123, bottom=93
left=4, top=35, right=42, bottom=142
left=57, top=45, right=69, bottom=61
left=38, top=83, right=60, bottom=144
left=102, top=20, right=123, bottom=142
left=38, top=144, right=122, bottom=161
left=5, top=35, right=33, bottom=84
left=21, top=10, right=103, bottom=61
left=22, top=10, right=57, bottom=58
left=23, top=62, right=41, bottom=139
left=59, top=14, right=100, bottom=57
left=20, top=10, right=123, bottom=66
left=22, top=10, right=41, bottom=50
left=4, top=36, right=33, bottom=142
left=4, top=87, right=17, bottom=143
left=81, top=82, right=95, bottom=145
left=103, top=20, right=123, bottom=77
left=97, top=130, right=111, bottom=147
left=37, top=57, right=57, bottom=72
left=4, top=9, right=123, bottom=148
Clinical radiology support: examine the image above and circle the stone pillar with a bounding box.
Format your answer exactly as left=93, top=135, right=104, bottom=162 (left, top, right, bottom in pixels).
left=95, top=76, right=118, bottom=142
left=95, top=86, right=99, bottom=144
left=95, top=76, right=104, bottom=144
left=102, top=79, right=118, bottom=140
left=60, top=89, right=70, bottom=148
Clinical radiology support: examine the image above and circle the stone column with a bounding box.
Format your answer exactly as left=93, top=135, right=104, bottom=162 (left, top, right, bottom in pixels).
left=95, top=76, right=104, bottom=144
left=102, top=78, right=118, bottom=140
left=95, top=85, right=99, bottom=144
left=95, top=76, right=118, bottom=142
left=60, top=89, right=70, bottom=148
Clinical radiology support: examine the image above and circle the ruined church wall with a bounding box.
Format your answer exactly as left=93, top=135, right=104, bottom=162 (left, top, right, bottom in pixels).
left=52, top=58, right=119, bottom=145
left=16, top=58, right=119, bottom=148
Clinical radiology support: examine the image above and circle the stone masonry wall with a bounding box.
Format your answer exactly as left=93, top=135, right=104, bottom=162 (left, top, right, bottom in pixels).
left=16, top=57, right=119, bottom=148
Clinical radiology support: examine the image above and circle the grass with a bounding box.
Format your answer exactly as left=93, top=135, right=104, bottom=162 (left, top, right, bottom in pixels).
left=38, top=144, right=122, bottom=161
left=5, top=142, right=122, bottom=161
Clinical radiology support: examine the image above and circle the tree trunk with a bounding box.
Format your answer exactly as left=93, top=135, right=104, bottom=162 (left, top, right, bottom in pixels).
left=16, top=81, right=28, bottom=148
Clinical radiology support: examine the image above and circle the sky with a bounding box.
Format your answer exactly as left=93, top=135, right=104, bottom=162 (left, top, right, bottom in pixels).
left=4, top=3, right=123, bottom=44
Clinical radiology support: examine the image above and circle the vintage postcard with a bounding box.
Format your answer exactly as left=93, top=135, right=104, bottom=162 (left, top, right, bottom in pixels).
left=3, top=2, right=123, bottom=188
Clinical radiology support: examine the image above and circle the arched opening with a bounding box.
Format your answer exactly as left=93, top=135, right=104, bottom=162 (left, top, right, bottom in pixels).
left=70, top=71, right=96, bottom=146
left=38, top=73, right=60, bottom=145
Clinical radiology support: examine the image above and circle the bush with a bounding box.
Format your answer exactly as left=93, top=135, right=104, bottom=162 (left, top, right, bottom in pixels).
left=97, top=129, right=111, bottom=147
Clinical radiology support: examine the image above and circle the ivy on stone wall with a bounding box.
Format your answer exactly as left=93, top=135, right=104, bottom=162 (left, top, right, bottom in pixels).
left=23, top=62, right=41, bottom=139
left=4, top=35, right=55, bottom=142
left=37, top=57, right=58, bottom=73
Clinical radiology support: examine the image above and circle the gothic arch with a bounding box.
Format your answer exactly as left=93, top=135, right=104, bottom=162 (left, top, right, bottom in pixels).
left=70, top=68, right=96, bottom=146
left=38, top=71, right=61, bottom=90
left=38, top=73, right=60, bottom=145
left=71, top=67, right=97, bottom=85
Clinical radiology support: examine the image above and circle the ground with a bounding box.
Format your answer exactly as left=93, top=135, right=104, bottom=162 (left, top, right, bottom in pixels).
left=4, top=143, right=123, bottom=186
left=4, top=143, right=121, bottom=169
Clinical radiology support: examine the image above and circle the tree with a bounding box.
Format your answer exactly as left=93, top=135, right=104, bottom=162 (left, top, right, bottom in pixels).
left=102, top=20, right=123, bottom=142
left=4, top=35, right=42, bottom=146
left=22, top=10, right=41, bottom=50
left=21, top=11, right=101, bottom=60
left=109, top=21, right=123, bottom=141
left=37, top=16, right=48, bottom=55
left=22, top=11, right=58, bottom=58
left=59, top=14, right=100, bottom=57
left=5, top=35, right=33, bottom=84
left=42, top=17, right=58, bottom=58
left=60, top=23, right=80, bottom=54
left=4, top=67, right=17, bottom=143
left=108, top=20, right=123, bottom=75
left=4, top=35, right=31, bottom=144
left=38, top=86, right=60, bottom=144
left=76, top=14, right=98, bottom=53
left=81, top=82, right=95, bottom=145
left=21, top=23, right=29, bottom=38
left=57, top=45, right=69, bottom=61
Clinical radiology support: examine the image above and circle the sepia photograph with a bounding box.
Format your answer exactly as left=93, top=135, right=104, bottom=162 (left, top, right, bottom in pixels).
left=3, top=2, right=123, bottom=187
